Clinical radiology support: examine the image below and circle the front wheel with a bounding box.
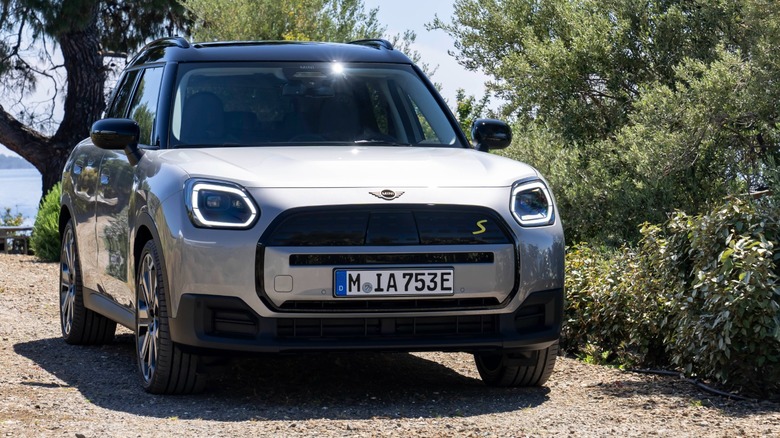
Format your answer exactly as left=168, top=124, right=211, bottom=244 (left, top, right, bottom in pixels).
left=474, top=341, right=558, bottom=387
left=136, top=239, right=205, bottom=394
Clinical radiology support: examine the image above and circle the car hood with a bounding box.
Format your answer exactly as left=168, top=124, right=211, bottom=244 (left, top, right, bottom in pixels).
left=158, top=146, right=538, bottom=188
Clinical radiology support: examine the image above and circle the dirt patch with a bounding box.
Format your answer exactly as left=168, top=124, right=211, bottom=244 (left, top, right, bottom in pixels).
left=1, top=254, right=778, bottom=437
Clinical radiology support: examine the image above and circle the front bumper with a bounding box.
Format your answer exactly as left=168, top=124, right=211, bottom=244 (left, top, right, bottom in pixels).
left=167, top=288, right=563, bottom=354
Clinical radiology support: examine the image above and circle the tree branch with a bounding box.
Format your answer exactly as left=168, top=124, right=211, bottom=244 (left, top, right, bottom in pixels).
left=0, top=104, right=50, bottom=167
left=0, top=10, right=26, bottom=65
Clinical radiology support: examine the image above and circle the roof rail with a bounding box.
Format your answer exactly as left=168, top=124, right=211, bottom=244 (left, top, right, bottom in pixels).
left=348, top=39, right=394, bottom=50
left=171, top=36, right=190, bottom=49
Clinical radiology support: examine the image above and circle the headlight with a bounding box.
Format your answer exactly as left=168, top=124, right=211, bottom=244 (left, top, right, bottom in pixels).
left=185, top=179, right=258, bottom=229
left=511, top=180, right=554, bottom=227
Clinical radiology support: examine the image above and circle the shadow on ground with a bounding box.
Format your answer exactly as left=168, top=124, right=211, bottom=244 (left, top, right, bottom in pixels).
left=14, top=334, right=550, bottom=421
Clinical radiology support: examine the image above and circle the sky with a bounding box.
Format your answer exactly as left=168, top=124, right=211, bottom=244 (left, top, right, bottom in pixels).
left=362, top=0, right=490, bottom=104
left=0, top=0, right=490, bottom=158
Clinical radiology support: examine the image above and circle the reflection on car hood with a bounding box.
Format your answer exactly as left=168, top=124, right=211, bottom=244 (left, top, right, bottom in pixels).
left=158, top=146, right=538, bottom=188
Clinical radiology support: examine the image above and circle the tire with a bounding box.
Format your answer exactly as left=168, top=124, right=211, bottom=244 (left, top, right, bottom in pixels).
left=474, top=341, right=558, bottom=387
left=59, top=220, right=116, bottom=344
left=136, top=239, right=206, bottom=394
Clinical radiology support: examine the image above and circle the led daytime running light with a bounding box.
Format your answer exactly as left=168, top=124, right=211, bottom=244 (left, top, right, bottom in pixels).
left=189, top=182, right=258, bottom=228
left=511, top=180, right=554, bottom=227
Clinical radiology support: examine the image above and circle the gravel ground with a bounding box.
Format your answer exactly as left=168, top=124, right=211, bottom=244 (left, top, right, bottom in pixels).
left=1, top=254, right=778, bottom=437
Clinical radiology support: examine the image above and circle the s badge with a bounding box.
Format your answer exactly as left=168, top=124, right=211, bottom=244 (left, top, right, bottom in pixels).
left=472, top=219, right=488, bottom=235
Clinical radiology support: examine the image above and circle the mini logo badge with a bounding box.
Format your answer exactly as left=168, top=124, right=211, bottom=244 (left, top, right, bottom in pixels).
left=370, top=189, right=405, bottom=201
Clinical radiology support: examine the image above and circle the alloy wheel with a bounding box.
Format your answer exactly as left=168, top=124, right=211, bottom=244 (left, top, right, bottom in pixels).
left=137, top=252, right=160, bottom=384
left=60, top=227, right=77, bottom=336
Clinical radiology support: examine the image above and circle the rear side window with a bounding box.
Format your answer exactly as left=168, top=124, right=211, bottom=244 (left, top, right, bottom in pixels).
left=127, top=67, right=164, bottom=146
left=106, top=69, right=140, bottom=118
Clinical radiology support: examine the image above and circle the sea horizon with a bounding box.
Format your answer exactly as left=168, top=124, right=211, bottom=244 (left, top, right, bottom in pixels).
left=0, top=167, right=42, bottom=226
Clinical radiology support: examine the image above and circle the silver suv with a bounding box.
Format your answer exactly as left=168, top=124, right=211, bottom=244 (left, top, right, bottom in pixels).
left=59, top=38, right=564, bottom=394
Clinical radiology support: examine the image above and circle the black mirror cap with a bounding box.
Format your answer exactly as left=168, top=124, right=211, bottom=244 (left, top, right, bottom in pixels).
left=91, top=118, right=144, bottom=165
left=91, top=118, right=140, bottom=150
left=471, top=118, right=512, bottom=152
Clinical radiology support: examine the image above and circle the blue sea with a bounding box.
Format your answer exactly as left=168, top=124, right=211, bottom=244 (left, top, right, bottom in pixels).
left=0, top=168, right=42, bottom=226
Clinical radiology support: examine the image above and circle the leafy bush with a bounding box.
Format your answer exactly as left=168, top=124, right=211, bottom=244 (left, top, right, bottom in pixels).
left=563, top=196, right=780, bottom=398
left=663, top=199, right=780, bottom=396
left=1, top=207, right=23, bottom=226
left=31, top=183, right=61, bottom=262
left=563, top=243, right=669, bottom=367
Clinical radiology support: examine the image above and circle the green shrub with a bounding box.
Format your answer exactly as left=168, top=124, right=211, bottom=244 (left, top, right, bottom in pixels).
left=31, top=183, right=61, bottom=262
left=1, top=207, right=24, bottom=226
left=563, top=243, right=669, bottom=367
left=563, top=196, right=780, bottom=398
left=663, top=199, right=780, bottom=397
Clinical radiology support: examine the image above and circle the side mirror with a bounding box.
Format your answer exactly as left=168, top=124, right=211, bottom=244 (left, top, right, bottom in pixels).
left=471, top=118, right=512, bottom=152
left=91, top=118, right=144, bottom=165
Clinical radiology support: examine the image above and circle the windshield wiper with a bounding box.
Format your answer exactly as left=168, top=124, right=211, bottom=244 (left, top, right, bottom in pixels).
left=353, top=139, right=412, bottom=146
left=173, top=143, right=244, bottom=149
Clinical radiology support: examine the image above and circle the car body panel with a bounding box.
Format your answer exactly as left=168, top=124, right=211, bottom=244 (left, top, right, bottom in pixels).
left=155, top=146, right=539, bottom=189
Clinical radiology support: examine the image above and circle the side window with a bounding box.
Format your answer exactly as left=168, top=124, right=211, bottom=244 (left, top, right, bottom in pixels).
left=106, top=70, right=140, bottom=118
left=127, top=67, right=164, bottom=146
left=409, top=98, right=439, bottom=143
left=366, top=82, right=391, bottom=136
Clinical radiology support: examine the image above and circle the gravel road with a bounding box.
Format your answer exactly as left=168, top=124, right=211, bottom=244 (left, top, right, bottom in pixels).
left=1, top=254, right=778, bottom=437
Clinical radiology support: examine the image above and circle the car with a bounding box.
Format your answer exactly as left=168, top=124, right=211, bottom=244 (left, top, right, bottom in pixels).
left=58, top=37, right=565, bottom=394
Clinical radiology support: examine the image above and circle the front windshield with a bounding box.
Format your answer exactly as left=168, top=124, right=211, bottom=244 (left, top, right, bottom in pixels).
left=170, top=62, right=462, bottom=148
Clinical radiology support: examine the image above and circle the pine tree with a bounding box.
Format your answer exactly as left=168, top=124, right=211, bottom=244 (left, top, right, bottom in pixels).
left=0, top=0, right=188, bottom=196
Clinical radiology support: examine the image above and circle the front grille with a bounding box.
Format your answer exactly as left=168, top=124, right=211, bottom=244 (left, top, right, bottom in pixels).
left=289, top=252, right=493, bottom=266
left=260, top=205, right=512, bottom=246
left=278, top=297, right=501, bottom=312
left=276, top=315, right=498, bottom=338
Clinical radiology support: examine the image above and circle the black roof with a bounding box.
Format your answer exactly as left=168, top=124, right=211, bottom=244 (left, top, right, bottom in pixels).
left=128, top=37, right=413, bottom=68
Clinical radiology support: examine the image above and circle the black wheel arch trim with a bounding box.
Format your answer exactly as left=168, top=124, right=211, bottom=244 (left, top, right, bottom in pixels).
left=132, top=212, right=174, bottom=320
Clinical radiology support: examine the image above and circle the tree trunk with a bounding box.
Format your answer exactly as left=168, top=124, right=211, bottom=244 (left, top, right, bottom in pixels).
left=0, top=5, right=105, bottom=200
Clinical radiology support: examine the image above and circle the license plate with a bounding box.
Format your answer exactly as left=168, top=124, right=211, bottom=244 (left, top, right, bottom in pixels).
left=334, top=269, right=454, bottom=297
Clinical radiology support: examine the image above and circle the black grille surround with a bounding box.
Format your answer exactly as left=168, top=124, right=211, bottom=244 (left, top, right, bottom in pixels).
left=289, top=252, right=494, bottom=266
left=255, top=205, right=521, bottom=313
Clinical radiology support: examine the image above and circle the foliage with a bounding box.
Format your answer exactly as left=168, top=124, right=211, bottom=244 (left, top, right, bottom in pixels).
left=1, top=208, right=23, bottom=227
left=563, top=196, right=780, bottom=398
left=663, top=199, right=780, bottom=396
left=0, top=0, right=188, bottom=82
left=185, top=0, right=382, bottom=42
left=454, top=88, right=490, bottom=136
left=437, top=0, right=780, bottom=245
left=184, top=0, right=435, bottom=79
left=30, top=182, right=61, bottom=262
left=0, top=0, right=189, bottom=197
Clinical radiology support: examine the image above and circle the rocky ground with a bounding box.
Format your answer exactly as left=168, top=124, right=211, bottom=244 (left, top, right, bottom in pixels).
left=0, top=254, right=778, bottom=437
